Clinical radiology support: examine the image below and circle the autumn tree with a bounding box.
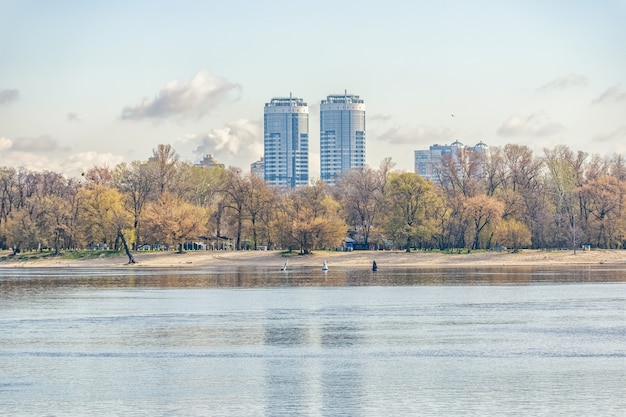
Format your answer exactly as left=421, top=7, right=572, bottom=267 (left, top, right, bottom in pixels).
left=4, top=207, right=39, bottom=254
left=0, top=167, right=18, bottom=247
left=113, top=161, right=154, bottom=248
left=243, top=174, right=276, bottom=249
left=463, top=194, right=505, bottom=250
left=77, top=184, right=135, bottom=262
left=577, top=175, right=626, bottom=248
left=219, top=167, right=250, bottom=250
left=38, top=195, right=73, bottom=254
left=278, top=182, right=347, bottom=254
left=541, top=145, right=584, bottom=248
left=334, top=166, right=386, bottom=248
left=2, top=169, right=79, bottom=253
left=142, top=192, right=208, bottom=253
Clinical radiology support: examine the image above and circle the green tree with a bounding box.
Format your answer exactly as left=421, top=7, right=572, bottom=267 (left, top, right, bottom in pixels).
left=494, top=218, right=532, bottom=251
left=385, top=172, right=437, bottom=251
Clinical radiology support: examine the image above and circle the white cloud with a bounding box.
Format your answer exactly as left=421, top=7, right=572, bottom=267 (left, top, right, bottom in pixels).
left=539, top=73, right=588, bottom=91
left=497, top=111, right=565, bottom=137
left=62, top=152, right=124, bottom=176
left=591, top=84, right=626, bottom=105
left=177, top=119, right=263, bottom=164
left=0, top=137, right=13, bottom=151
left=11, top=135, right=59, bottom=152
left=121, top=69, right=241, bottom=120
left=0, top=151, right=51, bottom=172
left=0, top=88, right=19, bottom=104
left=0, top=139, right=124, bottom=178
left=369, top=113, right=393, bottom=122
left=593, top=125, right=626, bottom=143
left=376, top=125, right=452, bottom=145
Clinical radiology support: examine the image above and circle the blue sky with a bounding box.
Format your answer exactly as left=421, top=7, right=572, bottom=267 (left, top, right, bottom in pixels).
left=1, top=0, right=625, bottom=178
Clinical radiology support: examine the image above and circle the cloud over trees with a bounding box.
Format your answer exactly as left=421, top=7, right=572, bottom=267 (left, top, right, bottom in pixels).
left=497, top=111, right=565, bottom=137
left=177, top=119, right=262, bottom=162
left=121, top=69, right=241, bottom=120
left=376, top=125, right=452, bottom=145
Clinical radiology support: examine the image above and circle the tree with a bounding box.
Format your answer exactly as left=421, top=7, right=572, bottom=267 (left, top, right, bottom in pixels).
left=142, top=192, right=208, bottom=253
left=334, top=166, right=385, bottom=248
left=4, top=207, right=39, bottom=254
left=279, top=182, right=347, bottom=254
left=220, top=167, right=249, bottom=250
left=577, top=175, right=626, bottom=248
left=113, top=161, right=154, bottom=248
left=481, top=146, right=507, bottom=196
left=243, top=174, right=276, bottom=250
left=82, top=165, right=113, bottom=187
left=385, top=172, right=438, bottom=251
left=494, top=218, right=532, bottom=251
left=148, top=144, right=180, bottom=196
left=77, top=184, right=135, bottom=261
left=38, top=195, right=73, bottom=254
left=463, top=194, right=505, bottom=250
left=436, top=146, right=483, bottom=198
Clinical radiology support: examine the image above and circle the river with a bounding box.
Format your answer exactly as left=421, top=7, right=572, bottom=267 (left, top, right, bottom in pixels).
left=1, top=266, right=624, bottom=416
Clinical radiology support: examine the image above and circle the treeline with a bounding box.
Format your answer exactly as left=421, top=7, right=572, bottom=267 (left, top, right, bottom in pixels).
left=1, top=143, right=626, bottom=256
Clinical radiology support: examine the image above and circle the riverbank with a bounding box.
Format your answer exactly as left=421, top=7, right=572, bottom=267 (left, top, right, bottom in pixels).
left=2, top=248, right=626, bottom=269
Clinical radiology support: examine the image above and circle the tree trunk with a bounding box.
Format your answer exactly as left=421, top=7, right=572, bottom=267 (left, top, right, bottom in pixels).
left=118, top=228, right=135, bottom=264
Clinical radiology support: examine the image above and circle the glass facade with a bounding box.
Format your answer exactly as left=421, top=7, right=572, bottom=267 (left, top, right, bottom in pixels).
left=320, top=93, right=366, bottom=185
left=263, top=96, right=309, bottom=189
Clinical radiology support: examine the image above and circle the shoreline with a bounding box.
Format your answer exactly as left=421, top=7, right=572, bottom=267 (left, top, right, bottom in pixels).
left=2, top=248, right=626, bottom=269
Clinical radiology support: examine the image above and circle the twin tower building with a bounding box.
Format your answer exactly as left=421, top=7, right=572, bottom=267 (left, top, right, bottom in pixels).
left=263, top=91, right=365, bottom=188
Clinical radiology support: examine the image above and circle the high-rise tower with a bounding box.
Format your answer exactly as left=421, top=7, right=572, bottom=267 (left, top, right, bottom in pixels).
left=263, top=94, right=309, bottom=188
left=320, top=91, right=366, bottom=185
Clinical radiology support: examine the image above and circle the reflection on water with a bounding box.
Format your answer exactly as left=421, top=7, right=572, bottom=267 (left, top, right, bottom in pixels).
left=1, top=265, right=625, bottom=292
left=0, top=267, right=625, bottom=416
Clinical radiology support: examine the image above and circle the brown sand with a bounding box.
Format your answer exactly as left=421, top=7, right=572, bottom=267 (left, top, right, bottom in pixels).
left=2, top=248, right=626, bottom=269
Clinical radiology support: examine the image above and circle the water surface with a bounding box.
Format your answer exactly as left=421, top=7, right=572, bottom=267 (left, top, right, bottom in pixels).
left=0, top=266, right=624, bottom=416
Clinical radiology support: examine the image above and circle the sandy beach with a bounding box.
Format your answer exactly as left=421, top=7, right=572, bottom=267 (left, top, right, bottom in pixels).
left=2, top=248, right=626, bottom=269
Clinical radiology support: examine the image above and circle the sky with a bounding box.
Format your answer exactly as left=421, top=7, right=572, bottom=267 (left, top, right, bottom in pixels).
left=1, top=0, right=625, bottom=179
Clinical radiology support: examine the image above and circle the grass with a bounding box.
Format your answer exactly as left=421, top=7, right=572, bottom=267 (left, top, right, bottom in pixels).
left=0, top=249, right=125, bottom=263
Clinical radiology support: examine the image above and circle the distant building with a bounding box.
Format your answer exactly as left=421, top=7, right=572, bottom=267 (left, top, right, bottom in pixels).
left=264, top=94, right=309, bottom=189
left=415, top=141, right=487, bottom=182
left=251, top=156, right=264, bottom=179
left=195, top=154, right=225, bottom=169
left=320, top=91, right=366, bottom=185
